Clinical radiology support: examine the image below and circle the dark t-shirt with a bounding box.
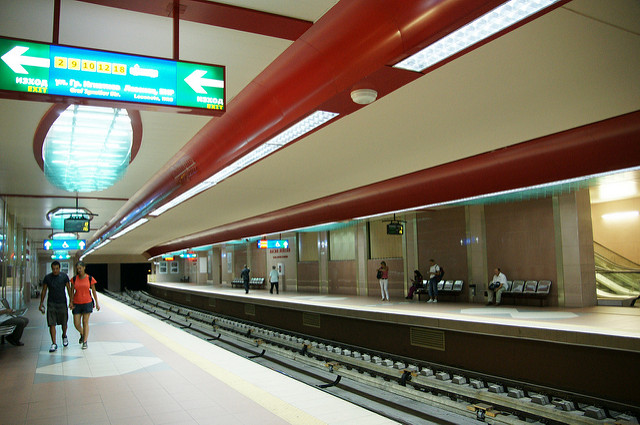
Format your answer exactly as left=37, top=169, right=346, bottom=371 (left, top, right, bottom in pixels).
left=43, top=272, right=70, bottom=305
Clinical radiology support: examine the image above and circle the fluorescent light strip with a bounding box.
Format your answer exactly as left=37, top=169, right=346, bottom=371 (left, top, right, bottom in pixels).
left=150, top=110, right=338, bottom=217
left=602, top=211, right=639, bottom=221
left=394, top=0, right=561, bottom=72
left=110, top=218, right=149, bottom=239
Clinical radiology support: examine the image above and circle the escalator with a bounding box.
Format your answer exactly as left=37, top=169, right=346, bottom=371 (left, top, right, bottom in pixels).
left=594, top=242, right=640, bottom=306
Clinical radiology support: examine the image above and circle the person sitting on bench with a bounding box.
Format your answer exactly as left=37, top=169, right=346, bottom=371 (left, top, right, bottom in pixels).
left=406, top=270, right=423, bottom=300
left=0, top=306, right=29, bottom=346
left=487, top=267, right=507, bottom=306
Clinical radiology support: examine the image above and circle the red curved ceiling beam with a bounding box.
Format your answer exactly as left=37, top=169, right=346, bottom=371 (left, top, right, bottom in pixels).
left=91, top=0, right=512, bottom=246
left=146, top=110, right=640, bottom=258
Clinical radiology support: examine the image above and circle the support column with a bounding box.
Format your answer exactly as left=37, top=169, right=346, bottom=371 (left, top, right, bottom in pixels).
left=356, top=222, right=369, bottom=296
left=318, top=231, right=329, bottom=294
left=553, top=189, right=597, bottom=307
left=404, top=213, right=418, bottom=296
left=466, top=205, right=488, bottom=303
left=108, top=263, right=120, bottom=292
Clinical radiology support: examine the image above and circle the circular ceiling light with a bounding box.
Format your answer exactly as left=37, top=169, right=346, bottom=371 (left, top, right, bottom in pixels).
left=34, top=104, right=142, bottom=192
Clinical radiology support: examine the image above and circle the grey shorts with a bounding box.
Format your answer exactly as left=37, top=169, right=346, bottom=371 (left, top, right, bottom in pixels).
left=47, top=302, right=69, bottom=326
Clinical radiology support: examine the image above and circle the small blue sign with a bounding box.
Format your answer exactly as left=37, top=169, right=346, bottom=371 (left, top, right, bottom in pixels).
left=257, top=240, right=289, bottom=249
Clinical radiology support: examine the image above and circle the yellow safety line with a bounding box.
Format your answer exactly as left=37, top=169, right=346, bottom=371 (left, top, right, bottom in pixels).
left=104, top=297, right=326, bottom=425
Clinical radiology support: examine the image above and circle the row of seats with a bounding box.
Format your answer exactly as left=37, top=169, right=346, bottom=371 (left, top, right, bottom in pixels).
left=502, top=280, right=552, bottom=295
left=231, top=277, right=266, bottom=289
left=499, top=280, right=552, bottom=306
left=416, top=280, right=464, bottom=301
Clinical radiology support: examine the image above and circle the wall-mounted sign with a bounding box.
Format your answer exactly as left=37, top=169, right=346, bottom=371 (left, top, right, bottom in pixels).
left=181, top=253, right=197, bottom=258
left=257, top=239, right=289, bottom=249
left=0, top=37, right=225, bottom=114
left=43, top=239, right=86, bottom=250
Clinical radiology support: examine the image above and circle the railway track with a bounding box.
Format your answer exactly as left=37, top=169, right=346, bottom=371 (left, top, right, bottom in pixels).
left=107, top=290, right=639, bottom=425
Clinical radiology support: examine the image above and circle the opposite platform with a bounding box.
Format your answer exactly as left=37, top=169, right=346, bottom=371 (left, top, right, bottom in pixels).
left=148, top=281, right=640, bottom=353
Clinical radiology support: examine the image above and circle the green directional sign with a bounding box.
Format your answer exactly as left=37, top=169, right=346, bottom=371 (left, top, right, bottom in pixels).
left=0, top=37, right=225, bottom=114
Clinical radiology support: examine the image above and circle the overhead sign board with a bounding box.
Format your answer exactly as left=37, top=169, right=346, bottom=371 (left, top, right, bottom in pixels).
left=64, top=216, right=90, bottom=233
left=0, top=37, right=225, bottom=114
left=43, top=239, right=86, bottom=250
left=257, top=240, right=289, bottom=249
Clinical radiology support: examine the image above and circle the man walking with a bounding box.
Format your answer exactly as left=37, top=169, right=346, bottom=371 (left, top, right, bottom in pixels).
left=39, top=260, right=73, bottom=352
left=269, top=265, right=279, bottom=294
left=241, top=264, right=251, bottom=294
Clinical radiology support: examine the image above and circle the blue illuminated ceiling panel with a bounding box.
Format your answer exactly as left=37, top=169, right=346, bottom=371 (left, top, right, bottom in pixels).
left=42, top=105, right=133, bottom=192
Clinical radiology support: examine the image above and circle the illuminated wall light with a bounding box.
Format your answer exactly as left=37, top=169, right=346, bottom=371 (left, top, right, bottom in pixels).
left=598, top=181, right=637, bottom=201
left=149, top=110, right=338, bottom=217
left=601, top=211, right=639, bottom=221
left=110, top=218, right=149, bottom=239
left=394, top=0, right=562, bottom=72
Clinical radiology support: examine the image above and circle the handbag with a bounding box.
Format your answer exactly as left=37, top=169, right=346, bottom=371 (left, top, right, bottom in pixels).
left=376, top=270, right=383, bottom=279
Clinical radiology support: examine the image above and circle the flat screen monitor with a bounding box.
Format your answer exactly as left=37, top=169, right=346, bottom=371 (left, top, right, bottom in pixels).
left=64, top=217, right=90, bottom=232
left=386, top=222, right=403, bottom=235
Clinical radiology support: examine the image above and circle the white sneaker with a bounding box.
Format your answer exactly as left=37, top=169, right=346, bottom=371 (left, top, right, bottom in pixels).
left=62, top=336, right=68, bottom=347
left=49, top=343, right=57, bottom=352
left=433, top=299, right=438, bottom=303
left=427, top=299, right=433, bottom=303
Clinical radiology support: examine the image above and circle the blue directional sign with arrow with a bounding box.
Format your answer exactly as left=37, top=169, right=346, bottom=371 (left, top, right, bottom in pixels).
left=257, top=240, right=290, bottom=249
left=0, top=37, right=225, bottom=113
left=43, top=239, right=86, bottom=250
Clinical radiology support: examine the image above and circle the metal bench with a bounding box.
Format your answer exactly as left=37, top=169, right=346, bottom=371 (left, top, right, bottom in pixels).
left=416, top=280, right=464, bottom=301
left=500, top=280, right=552, bottom=306
left=0, top=324, right=17, bottom=344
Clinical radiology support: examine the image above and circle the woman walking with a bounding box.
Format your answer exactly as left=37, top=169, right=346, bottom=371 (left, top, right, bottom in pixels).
left=71, top=261, right=100, bottom=349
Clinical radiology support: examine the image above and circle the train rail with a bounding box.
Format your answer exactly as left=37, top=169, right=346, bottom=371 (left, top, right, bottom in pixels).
left=106, top=290, right=639, bottom=425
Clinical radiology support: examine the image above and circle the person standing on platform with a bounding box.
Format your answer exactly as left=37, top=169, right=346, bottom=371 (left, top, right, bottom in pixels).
left=269, top=265, right=279, bottom=294
left=377, top=261, right=389, bottom=301
left=241, top=264, right=251, bottom=294
left=487, top=267, right=508, bottom=306
left=427, top=259, right=442, bottom=303
left=406, top=269, right=424, bottom=300
left=71, top=261, right=100, bottom=349
left=39, top=260, right=73, bottom=352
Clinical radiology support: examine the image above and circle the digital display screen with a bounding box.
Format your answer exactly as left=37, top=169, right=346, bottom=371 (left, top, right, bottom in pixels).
left=64, top=217, right=90, bottom=233
left=0, top=37, right=225, bottom=114
left=386, top=222, right=403, bottom=235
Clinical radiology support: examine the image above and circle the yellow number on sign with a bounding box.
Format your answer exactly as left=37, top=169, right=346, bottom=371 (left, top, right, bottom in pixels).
left=54, top=57, right=67, bottom=69
left=112, top=63, right=127, bottom=75
left=69, top=58, right=81, bottom=71
left=97, top=61, right=111, bottom=74
left=82, top=60, right=96, bottom=72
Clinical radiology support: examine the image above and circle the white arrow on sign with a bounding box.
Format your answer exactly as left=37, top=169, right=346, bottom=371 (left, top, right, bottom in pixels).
left=1, top=46, right=50, bottom=74
left=78, top=241, right=86, bottom=249
left=44, top=241, right=52, bottom=250
left=283, top=241, right=289, bottom=249
left=184, top=69, right=224, bottom=94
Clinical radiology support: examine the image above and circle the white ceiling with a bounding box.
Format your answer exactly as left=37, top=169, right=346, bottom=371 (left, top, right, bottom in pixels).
left=0, top=0, right=639, bottom=261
